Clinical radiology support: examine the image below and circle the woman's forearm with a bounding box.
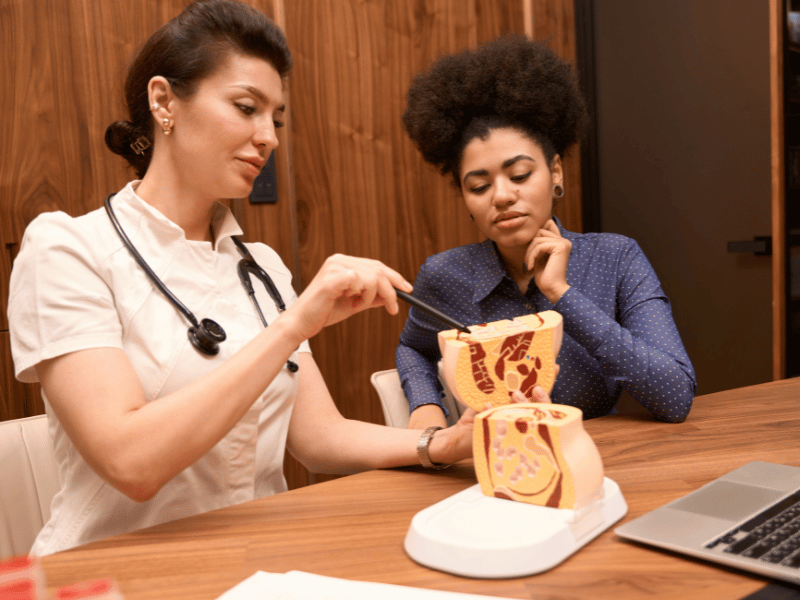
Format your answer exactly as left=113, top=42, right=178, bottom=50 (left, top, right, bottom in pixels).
left=38, top=312, right=306, bottom=501
left=287, top=354, right=471, bottom=474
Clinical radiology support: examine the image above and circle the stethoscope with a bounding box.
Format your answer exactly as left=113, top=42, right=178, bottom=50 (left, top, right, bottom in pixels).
left=104, top=194, right=299, bottom=372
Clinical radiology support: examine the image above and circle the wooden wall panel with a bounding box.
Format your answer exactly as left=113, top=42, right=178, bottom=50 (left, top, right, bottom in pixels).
left=1, top=0, right=189, bottom=420
left=1, top=2, right=179, bottom=344
left=281, top=0, right=580, bottom=488
left=0, top=0, right=191, bottom=330
left=0, top=0, right=306, bottom=481
left=770, top=0, right=786, bottom=380
left=0, top=0, right=298, bottom=481
left=284, top=0, right=521, bottom=432
left=530, top=0, right=582, bottom=228
left=1, top=0, right=580, bottom=490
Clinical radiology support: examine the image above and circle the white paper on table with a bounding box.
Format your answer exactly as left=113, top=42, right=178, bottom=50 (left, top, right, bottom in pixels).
left=216, top=570, right=511, bottom=600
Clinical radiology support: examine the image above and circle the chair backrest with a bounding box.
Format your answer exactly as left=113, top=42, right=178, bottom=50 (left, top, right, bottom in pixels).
left=370, top=367, right=464, bottom=428
left=0, top=414, right=60, bottom=558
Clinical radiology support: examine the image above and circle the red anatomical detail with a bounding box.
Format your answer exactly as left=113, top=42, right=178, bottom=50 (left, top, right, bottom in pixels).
left=494, top=332, right=534, bottom=380
left=468, top=341, right=494, bottom=394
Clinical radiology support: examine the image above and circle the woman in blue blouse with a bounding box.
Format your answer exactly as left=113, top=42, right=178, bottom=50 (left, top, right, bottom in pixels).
left=397, top=35, right=696, bottom=428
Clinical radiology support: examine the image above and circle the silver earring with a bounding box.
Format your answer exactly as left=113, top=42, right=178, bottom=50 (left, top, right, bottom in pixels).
left=553, top=184, right=565, bottom=198
left=151, top=102, right=160, bottom=111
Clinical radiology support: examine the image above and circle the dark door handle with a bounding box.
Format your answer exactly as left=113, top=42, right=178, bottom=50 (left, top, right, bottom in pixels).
left=727, top=236, right=771, bottom=256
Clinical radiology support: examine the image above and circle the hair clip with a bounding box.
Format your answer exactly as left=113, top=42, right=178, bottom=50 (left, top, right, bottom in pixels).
left=130, top=136, right=151, bottom=155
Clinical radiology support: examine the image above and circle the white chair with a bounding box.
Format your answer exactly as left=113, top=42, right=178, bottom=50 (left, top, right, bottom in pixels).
left=370, top=367, right=464, bottom=428
left=0, top=414, right=60, bottom=558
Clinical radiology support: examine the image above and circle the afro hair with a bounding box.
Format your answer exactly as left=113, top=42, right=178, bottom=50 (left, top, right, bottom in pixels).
left=402, top=34, right=588, bottom=184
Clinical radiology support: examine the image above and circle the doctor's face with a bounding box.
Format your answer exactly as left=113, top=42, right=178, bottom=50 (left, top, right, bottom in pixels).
left=169, top=51, right=286, bottom=202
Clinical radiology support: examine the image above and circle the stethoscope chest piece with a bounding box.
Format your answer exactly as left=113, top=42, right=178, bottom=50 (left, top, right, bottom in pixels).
left=188, top=318, right=227, bottom=356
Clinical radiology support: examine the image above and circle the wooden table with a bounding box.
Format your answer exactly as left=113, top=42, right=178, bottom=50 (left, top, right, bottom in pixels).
left=40, top=378, right=800, bottom=599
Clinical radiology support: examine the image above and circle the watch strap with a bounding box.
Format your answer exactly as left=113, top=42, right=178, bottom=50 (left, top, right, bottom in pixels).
left=417, top=426, right=449, bottom=470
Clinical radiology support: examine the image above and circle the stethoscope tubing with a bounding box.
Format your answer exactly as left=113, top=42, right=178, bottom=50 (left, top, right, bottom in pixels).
left=104, top=193, right=298, bottom=371
left=104, top=194, right=200, bottom=329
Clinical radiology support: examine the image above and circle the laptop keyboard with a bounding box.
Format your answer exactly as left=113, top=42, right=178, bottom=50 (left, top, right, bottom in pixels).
left=706, top=488, right=800, bottom=568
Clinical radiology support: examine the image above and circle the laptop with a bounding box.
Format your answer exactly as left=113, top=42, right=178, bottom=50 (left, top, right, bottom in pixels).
left=615, top=462, right=800, bottom=584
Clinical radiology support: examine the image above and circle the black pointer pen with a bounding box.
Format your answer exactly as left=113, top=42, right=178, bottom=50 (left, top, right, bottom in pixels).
left=394, top=289, right=471, bottom=334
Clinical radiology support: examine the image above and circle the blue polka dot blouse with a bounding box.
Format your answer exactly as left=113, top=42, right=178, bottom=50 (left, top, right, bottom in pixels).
left=396, top=217, right=696, bottom=422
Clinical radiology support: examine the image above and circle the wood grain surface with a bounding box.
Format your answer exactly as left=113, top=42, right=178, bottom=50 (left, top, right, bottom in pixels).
left=38, top=378, right=800, bottom=600
left=0, top=0, right=194, bottom=418
left=1, top=0, right=583, bottom=489
left=283, top=0, right=529, bottom=432
left=770, top=0, right=786, bottom=380
left=279, top=0, right=580, bottom=488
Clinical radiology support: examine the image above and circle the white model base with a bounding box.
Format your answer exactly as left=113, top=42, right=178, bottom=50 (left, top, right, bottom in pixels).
left=404, top=477, right=627, bottom=579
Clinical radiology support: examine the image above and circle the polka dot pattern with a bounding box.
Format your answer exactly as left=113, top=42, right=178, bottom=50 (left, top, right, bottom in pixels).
left=396, top=217, right=696, bottom=422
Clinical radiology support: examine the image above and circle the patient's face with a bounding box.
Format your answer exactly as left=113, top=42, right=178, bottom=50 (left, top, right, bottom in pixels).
left=459, top=127, right=561, bottom=258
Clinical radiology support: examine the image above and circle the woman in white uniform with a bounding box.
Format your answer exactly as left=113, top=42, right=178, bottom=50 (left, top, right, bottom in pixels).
left=8, top=0, right=552, bottom=556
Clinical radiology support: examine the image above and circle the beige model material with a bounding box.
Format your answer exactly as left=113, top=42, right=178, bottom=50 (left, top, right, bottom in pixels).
left=438, top=311, right=563, bottom=412
left=473, top=403, right=604, bottom=509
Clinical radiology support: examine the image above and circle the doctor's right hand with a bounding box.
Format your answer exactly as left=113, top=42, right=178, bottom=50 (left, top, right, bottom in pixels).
left=284, top=254, right=413, bottom=342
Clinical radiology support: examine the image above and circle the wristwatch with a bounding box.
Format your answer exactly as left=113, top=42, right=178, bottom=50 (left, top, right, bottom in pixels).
left=417, top=426, right=449, bottom=470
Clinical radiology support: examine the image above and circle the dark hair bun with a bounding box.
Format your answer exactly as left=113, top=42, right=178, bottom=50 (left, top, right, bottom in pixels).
left=105, top=120, right=150, bottom=179
left=105, top=120, right=138, bottom=155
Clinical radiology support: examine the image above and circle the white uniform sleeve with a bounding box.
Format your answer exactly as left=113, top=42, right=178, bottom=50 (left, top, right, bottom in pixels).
left=8, top=212, right=124, bottom=383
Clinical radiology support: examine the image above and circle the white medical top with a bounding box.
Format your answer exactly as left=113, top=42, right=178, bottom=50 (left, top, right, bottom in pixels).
left=8, top=181, right=310, bottom=556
